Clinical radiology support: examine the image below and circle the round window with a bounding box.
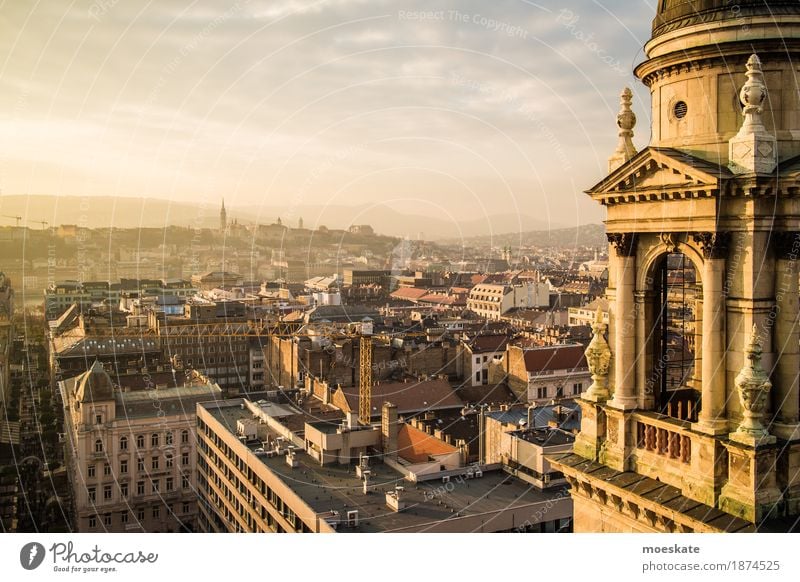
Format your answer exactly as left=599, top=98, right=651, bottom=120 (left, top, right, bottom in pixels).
left=673, top=100, right=688, bottom=119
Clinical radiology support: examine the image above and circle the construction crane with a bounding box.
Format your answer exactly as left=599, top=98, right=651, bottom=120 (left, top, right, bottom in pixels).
left=359, top=334, right=373, bottom=425
left=30, top=219, right=49, bottom=230
left=2, top=215, right=22, bottom=227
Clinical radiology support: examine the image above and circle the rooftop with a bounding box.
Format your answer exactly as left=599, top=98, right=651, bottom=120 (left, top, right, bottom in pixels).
left=204, top=400, right=569, bottom=532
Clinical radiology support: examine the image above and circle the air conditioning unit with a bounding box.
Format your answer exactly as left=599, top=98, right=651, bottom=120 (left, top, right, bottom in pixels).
left=346, top=510, right=359, bottom=528
left=442, top=475, right=450, bottom=483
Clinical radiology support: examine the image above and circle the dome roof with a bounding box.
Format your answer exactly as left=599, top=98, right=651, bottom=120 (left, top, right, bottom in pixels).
left=653, top=0, right=800, bottom=38
left=74, top=360, right=114, bottom=403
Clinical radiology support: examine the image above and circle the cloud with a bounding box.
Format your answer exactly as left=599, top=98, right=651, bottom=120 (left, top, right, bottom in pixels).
left=0, top=0, right=656, bottom=228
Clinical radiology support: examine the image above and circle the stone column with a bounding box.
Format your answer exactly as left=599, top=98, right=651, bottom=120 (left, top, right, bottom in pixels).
left=635, top=291, right=654, bottom=409
left=772, top=232, right=800, bottom=440
left=608, top=233, right=638, bottom=410
left=693, top=232, right=729, bottom=435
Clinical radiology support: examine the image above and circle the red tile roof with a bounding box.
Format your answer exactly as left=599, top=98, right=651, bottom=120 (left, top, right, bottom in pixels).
left=466, top=334, right=510, bottom=353
left=523, top=344, right=587, bottom=373
left=396, top=424, right=458, bottom=463
left=390, top=287, right=429, bottom=301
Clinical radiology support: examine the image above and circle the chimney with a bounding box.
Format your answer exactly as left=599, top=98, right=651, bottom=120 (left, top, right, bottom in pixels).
left=381, top=402, right=398, bottom=461
left=346, top=411, right=358, bottom=429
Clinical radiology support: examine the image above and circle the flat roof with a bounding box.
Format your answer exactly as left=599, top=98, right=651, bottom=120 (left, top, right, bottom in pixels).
left=204, top=401, right=568, bottom=533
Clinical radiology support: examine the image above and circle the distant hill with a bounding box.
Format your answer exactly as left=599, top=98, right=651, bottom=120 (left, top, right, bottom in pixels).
left=439, top=223, right=607, bottom=248
left=0, top=195, right=561, bottom=239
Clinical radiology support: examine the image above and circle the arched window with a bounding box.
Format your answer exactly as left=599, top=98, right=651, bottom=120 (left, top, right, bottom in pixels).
left=151, top=433, right=159, bottom=447
left=119, top=436, right=128, bottom=451
left=181, top=430, right=189, bottom=444
left=94, top=439, right=103, bottom=453
left=136, top=435, right=145, bottom=449
left=652, top=252, right=701, bottom=420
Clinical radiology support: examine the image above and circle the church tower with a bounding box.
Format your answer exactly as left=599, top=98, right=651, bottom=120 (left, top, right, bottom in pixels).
left=550, top=1, right=800, bottom=532
left=219, top=198, right=227, bottom=233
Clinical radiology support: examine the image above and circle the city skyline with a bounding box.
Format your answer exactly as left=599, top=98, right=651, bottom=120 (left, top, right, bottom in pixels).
left=1, top=1, right=654, bottom=230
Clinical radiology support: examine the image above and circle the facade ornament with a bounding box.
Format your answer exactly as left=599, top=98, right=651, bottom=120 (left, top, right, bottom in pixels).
left=773, top=231, right=800, bottom=260
left=608, top=87, right=638, bottom=172
left=730, top=324, right=776, bottom=446
left=583, top=308, right=612, bottom=402
left=729, top=54, right=777, bottom=175
left=692, top=231, right=730, bottom=259
left=659, top=232, right=679, bottom=253
left=607, top=232, right=638, bottom=257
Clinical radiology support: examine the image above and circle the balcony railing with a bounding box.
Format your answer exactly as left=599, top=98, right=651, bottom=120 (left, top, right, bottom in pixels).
left=634, top=414, right=691, bottom=464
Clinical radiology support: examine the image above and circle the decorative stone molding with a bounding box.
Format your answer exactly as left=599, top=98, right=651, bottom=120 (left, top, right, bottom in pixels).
left=692, top=231, right=730, bottom=259
left=773, top=231, right=800, bottom=260
left=583, top=308, right=612, bottom=402
left=659, top=232, right=679, bottom=253
left=607, top=232, right=638, bottom=257
left=608, top=87, right=637, bottom=172
left=729, top=54, right=777, bottom=175
left=730, top=324, right=776, bottom=446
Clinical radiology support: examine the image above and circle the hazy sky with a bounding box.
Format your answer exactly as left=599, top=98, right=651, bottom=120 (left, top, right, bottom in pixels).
left=0, top=0, right=656, bottom=229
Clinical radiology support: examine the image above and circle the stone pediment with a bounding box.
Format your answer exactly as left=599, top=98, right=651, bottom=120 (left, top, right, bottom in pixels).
left=587, top=147, right=731, bottom=204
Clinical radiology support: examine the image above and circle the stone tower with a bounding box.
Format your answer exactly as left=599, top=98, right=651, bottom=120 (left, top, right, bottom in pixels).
left=549, top=1, right=800, bottom=532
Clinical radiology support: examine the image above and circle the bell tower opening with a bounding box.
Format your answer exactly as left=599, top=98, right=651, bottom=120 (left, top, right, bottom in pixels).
left=652, top=251, right=700, bottom=422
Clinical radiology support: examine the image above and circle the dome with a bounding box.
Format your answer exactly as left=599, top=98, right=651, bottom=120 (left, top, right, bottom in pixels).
left=74, top=360, right=115, bottom=403
left=653, top=0, right=800, bottom=38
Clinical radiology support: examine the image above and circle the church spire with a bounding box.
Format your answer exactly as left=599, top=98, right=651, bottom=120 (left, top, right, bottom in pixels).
left=220, top=198, right=227, bottom=232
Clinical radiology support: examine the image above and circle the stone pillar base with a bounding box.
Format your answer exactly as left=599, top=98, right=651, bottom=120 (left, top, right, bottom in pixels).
left=729, top=430, right=776, bottom=447
left=607, top=396, right=637, bottom=411
left=771, top=422, right=800, bottom=442
left=719, top=440, right=782, bottom=523
left=691, top=418, right=729, bottom=436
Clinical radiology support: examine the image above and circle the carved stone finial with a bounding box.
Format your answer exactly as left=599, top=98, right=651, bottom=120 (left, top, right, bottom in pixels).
left=583, top=307, right=611, bottom=403
left=730, top=324, right=776, bottom=446
left=729, top=54, right=777, bottom=175
left=608, top=87, right=638, bottom=172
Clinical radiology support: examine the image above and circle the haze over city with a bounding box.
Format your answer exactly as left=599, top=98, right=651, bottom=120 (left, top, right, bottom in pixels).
left=1, top=1, right=654, bottom=234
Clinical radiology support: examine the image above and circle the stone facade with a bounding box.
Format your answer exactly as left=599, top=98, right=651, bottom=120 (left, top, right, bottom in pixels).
left=549, top=1, right=800, bottom=533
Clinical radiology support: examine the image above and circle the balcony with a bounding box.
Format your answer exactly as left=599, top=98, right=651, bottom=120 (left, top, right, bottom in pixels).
left=634, top=414, right=691, bottom=464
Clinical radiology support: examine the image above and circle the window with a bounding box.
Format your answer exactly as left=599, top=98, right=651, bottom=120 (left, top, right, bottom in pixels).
left=166, top=477, right=174, bottom=492
left=88, top=487, right=96, bottom=503
left=556, top=385, right=564, bottom=399
left=137, top=457, right=145, bottom=472
left=120, top=459, right=128, bottom=474
left=95, top=414, right=102, bottom=425
left=136, top=434, right=145, bottom=449
left=120, top=436, right=128, bottom=451
left=182, top=475, right=189, bottom=489
left=88, top=464, right=96, bottom=478
left=475, top=357, right=480, bottom=364
left=165, top=432, right=173, bottom=446
left=181, top=452, right=189, bottom=466
left=137, top=481, right=145, bottom=496
left=151, top=433, right=159, bottom=447
left=137, top=509, right=145, bottom=522
left=103, top=463, right=111, bottom=476
left=475, top=372, right=480, bottom=383
left=166, top=454, right=174, bottom=469
left=537, top=387, right=547, bottom=400
left=152, top=479, right=160, bottom=493
left=121, top=512, right=128, bottom=524
left=152, top=456, right=159, bottom=470
left=182, top=502, right=190, bottom=514
left=104, top=514, right=112, bottom=527
left=104, top=485, right=112, bottom=501
left=94, top=439, right=103, bottom=453
left=673, top=100, right=688, bottom=119
left=573, top=383, right=583, bottom=395
left=121, top=483, right=128, bottom=499
left=181, top=430, right=189, bottom=444
left=89, top=515, right=97, bottom=528
left=152, top=506, right=160, bottom=519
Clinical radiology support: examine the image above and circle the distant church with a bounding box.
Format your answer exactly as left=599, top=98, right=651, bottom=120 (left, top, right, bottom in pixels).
left=550, top=1, right=800, bottom=532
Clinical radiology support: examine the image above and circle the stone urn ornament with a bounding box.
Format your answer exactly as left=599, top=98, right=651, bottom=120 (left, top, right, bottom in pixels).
left=730, top=324, right=776, bottom=446
left=583, top=307, right=611, bottom=402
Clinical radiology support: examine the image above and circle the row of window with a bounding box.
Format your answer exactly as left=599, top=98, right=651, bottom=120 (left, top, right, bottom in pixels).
left=115, top=430, right=191, bottom=452
left=534, top=383, right=583, bottom=400
left=86, top=502, right=192, bottom=529
left=87, top=451, right=190, bottom=478
left=87, top=474, right=190, bottom=503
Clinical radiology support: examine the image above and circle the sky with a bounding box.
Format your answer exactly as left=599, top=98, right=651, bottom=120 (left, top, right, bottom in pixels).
left=0, top=0, right=657, bottom=231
